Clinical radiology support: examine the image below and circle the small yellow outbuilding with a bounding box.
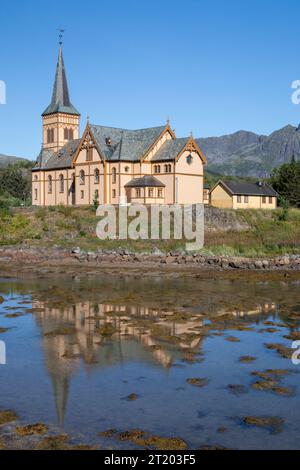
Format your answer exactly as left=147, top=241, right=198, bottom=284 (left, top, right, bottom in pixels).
left=210, top=180, right=278, bottom=210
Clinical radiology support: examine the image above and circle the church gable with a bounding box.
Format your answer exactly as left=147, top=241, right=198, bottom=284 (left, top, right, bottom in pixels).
left=175, top=138, right=207, bottom=164
left=73, top=126, right=104, bottom=166
left=175, top=138, right=207, bottom=174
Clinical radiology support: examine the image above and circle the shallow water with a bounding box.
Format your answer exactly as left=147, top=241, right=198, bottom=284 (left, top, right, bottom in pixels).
left=0, top=275, right=300, bottom=449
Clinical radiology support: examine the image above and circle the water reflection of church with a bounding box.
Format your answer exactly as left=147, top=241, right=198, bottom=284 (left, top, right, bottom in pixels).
left=32, top=298, right=277, bottom=427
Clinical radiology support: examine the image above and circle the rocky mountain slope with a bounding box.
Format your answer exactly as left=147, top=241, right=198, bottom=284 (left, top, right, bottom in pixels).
left=197, top=125, right=300, bottom=177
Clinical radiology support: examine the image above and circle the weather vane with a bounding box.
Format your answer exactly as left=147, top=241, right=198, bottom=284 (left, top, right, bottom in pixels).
left=57, top=28, right=65, bottom=46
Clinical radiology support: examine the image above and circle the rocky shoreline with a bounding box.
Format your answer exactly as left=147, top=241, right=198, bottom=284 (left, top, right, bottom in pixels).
left=0, top=246, right=300, bottom=275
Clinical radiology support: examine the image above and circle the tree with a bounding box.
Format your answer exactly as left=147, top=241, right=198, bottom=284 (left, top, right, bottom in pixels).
left=270, top=157, right=300, bottom=208
left=0, top=165, right=31, bottom=202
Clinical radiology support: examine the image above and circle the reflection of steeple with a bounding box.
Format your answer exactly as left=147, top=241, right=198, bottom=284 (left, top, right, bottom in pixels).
left=51, top=373, right=69, bottom=427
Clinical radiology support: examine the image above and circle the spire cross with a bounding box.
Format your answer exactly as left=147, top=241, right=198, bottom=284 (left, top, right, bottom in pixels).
left=57, top=28, right=65, bottom=46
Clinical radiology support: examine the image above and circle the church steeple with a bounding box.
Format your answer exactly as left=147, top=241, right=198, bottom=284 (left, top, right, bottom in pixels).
left=42, top=45, right=80, bottom=152
left=42, top=47, right=80, bottom=117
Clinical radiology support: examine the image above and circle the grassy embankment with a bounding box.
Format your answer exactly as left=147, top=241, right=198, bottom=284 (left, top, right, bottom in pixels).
left=0, top=205, right=299, bottom=257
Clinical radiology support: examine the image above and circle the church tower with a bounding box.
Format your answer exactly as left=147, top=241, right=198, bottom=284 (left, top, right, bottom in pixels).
left=42, top=46, right=80, bottom=152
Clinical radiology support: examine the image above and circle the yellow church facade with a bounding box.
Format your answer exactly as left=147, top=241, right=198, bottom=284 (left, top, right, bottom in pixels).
left=32, top=47, right=207, bottom=206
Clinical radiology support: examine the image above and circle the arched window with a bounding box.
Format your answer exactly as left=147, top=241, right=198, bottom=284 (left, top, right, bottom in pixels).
left=59, top=174, right=64, bottom=193
left=164, top=164, right=171, bottom=173
left=94, top=168, right=100, bottom=184
left=34, top=174, right=38, bottom=181
left=48, top=175, right=52, bottom=194
left=64, top=128, right=69, bottom=140
left=79, top=170, right=85, bottom=185
left=124, top=166, right=129, bottom=173
left=112, top=167, right=117, bottom=183
left=154, top=165, right=161, bottom=174
left=69, top=128, right=73, bottom=140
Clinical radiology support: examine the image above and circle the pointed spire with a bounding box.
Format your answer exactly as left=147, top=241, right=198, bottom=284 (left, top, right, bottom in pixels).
left=42, top=47, right=80, bottom=116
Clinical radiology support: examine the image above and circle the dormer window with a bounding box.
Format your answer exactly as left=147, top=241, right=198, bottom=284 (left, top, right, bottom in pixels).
left=105, top=137, right=112, bottom=146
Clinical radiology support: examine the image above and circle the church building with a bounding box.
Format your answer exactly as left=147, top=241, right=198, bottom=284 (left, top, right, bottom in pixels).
left=32, top=47, right=207, bottom=206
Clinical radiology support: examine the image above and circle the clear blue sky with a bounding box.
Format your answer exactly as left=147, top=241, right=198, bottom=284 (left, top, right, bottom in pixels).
left=1, top=0, right=300, bottom=159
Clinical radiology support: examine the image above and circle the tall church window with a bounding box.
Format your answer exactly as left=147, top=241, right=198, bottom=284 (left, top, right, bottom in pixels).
left=94, top=168, right=100, bottom=184
left=48, top=175, right=52, bottom=194
left=112, top=167, right=117, bottom=184
left=47, top=128, right=54, bottom=144
left=59, top=174, right=64, bottom=193
left=86, top=147, right=93, bottom=161
left=64, top=128, right=74, bottom=141
left=79, top=170, right=85, bottom=185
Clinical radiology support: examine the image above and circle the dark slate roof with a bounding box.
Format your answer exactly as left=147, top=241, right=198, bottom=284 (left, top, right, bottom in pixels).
left=42, top=48, right=80, bottom=116
left=151, top=138, right=189, bottom=162
left=125, top=175, right=165, bottom=188
left=220, top=180, right=278, bottom=197
left=89, top=124, right=165, bottom=161
left=33, top=139, right=81, bottom=171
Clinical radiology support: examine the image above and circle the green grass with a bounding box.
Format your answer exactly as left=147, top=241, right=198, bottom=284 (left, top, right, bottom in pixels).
left=0, top=206, right=299, bottom=257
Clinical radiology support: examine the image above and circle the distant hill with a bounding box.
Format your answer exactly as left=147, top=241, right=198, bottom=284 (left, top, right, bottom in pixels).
left=0, top=154, right=30, bottom=168
left=197, top=125, right=300, bottom=178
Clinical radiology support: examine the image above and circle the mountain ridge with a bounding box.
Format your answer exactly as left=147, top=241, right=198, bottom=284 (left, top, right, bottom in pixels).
left=196, top=124, right=300, bottom=177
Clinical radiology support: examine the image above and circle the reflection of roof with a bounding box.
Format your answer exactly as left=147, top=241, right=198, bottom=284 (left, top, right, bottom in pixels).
left=216, top=180, right=278, bottom=197
left=125, top=175, right=165, bottom=188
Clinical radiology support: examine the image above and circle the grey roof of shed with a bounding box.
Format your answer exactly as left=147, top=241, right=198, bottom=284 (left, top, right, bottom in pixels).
left=151, top=138, right=189, bottom=162
left=125, top=175, right=165, bottom=188
left=89, top=124, right=166, bottom=162
left=219, top=180, right=278, bottom=197
left=33, top=139, right=81, bottom=171
left=42, top=47, right=80, bottom=117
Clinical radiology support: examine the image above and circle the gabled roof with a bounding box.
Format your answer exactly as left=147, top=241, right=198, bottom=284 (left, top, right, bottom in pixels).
left=89, top=124, right=166, bottom=161
left=214, top=180, right=278, bottom=197
left=125, top=175, right=165, bottom=188
left=33, top=139, right=81, bottom=171
left=42, top=47, right=80, bottom=117
left=151, top=138, right=189, bottom=162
